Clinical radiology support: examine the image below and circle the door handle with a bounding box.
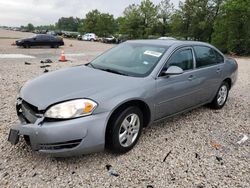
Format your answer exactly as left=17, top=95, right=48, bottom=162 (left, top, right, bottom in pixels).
left=188, top=75, right=195, bottom=81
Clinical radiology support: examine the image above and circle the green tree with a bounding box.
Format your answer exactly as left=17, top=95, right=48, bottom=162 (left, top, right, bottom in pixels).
left=83, top=9, right=100, bottom=34
left=169, top=0, right=225, bottom=41
left=27, top=23, right=34, bottom=32
left=120, top=4, right=143, bottom=38
left=56, top=17, right=80, bottom=31
left=119, top=0, right=159, bottom=39
left=139, top=0, right=159, bottom=37
left=158, top=0, right=174, bottom=35
left=212, top=0, right=250, bottom=55
left=97, top=13, right=116, bottom=36
left=83, top=10, right=116, bottom=36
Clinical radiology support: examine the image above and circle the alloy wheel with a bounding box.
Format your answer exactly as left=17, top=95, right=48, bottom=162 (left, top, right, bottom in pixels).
left=119, top=113, right=140, bottom=147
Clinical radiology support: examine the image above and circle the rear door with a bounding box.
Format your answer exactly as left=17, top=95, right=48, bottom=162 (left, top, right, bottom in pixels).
left=155, top=47, right=202, bottom=119
left=192, top=45, right=224, bottom=102
left=34, top=35, right=45, bottom=46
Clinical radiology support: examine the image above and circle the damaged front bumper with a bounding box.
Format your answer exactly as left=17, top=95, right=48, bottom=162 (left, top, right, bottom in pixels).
left=8, top=100, right=109, bottom=157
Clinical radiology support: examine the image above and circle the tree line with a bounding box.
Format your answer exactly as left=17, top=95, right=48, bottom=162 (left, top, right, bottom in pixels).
left=21, top=0, right=250, bottom=55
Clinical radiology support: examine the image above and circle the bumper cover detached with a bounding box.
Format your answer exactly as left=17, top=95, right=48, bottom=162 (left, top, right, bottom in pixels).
left=8, top=112, right=109, bottom=157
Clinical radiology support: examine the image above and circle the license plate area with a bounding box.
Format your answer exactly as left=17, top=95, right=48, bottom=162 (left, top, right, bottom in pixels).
left=8, top=129, right=20, bottom=145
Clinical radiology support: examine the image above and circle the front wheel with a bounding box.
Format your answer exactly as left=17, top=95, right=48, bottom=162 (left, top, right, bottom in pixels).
left=210, top=81, right=229, bottom=109
left=23, top=44, right=30, bottom=48
left=106, top=106, right=143, bottom=153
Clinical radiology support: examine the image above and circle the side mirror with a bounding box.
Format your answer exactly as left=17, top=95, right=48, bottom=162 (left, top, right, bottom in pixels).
left=162, top=66, right=184, bottom=76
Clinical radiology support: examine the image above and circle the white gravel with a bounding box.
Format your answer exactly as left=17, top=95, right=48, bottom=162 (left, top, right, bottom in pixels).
left=0, top=29, right=249, bottom=187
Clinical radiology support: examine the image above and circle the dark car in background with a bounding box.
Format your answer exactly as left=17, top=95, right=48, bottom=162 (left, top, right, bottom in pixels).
left=16, top=34, right=64, bottom=48
left=103, top=35, right=117, bottom=43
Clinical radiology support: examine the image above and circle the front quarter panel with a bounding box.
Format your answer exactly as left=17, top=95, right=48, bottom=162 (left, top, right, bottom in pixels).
left=91, top=77, right=156, bottom=123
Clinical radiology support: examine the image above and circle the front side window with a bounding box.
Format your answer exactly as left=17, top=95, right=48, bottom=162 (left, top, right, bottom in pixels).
left=90, top=43, right=168, bottom=77
left=165, top=49, right=194, bottom=71
left=194, top=46, right=220, bottom=68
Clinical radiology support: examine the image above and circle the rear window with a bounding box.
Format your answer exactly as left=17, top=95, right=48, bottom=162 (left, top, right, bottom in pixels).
left=194, top=46, right=222, bottom=68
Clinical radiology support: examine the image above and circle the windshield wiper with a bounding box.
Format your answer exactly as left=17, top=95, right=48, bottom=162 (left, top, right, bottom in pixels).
left=99, top=68, right=129, bottom=76
left=87, top=62, right=96, bottom=69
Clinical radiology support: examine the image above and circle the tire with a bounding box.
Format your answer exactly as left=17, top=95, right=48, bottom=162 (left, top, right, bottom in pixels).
left=106, top=106, right=143, bottom=153
left=23, top=44, right=30, bottom=48
left=51, top=45, right=59, bottom=48
left=90, top=38, right=94, bottom=42
left=209, top=81, right=229, bottom=109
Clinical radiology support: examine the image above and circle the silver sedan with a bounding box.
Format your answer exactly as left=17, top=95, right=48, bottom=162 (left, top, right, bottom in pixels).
left=8, top=40, right=238, bottom=157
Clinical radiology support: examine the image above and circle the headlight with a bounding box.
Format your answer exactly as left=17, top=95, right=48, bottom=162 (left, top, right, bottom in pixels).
left=44, top=99, right=97, bottom=119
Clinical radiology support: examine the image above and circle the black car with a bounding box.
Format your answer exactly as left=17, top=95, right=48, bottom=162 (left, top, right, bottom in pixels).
left=16, top=34, right=64, bottom=48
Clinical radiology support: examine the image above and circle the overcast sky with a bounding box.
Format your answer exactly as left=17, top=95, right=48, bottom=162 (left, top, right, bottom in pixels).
left=0, top=0, right=181, bottom=27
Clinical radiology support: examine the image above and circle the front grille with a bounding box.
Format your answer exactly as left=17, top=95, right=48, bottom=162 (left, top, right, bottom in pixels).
left=17, top=99, right=42, bottom=123
left=39, top=139, right=82, bottom=150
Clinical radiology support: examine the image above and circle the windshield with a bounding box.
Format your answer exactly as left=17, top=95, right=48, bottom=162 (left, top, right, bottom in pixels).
left=90, top=43, right=168, bottom=77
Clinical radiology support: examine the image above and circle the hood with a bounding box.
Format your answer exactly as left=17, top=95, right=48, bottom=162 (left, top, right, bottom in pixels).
left=20, top=65, right=140, bottom=110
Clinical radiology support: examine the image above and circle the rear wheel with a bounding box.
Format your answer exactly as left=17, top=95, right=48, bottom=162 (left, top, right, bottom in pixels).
left=23, top=44, right=30, bottom=48
left=106, top=106, right=143, bottom=153
left=210, top=81, right=229, bottom=109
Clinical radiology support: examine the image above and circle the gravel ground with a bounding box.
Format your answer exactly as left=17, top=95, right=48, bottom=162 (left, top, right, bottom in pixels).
left=0, top=29, right=249, bottom=188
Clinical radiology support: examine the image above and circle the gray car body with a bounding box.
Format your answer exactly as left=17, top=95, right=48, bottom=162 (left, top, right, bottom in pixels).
left=12, top=40, right=238, bottom=157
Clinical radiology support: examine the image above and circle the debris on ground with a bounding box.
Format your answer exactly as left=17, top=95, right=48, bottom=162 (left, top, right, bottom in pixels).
left=195, top=153, right=201, bottom=160
left=163, top=150, right=172, bottom=162
left=216, top=156, right=224, bottom=165
left=210, top=142, right=221, bottom=150
left=106, top=165, right=119, bottom=177
left=69, top=44, right=73, bottom=47
left=24, top=62, right=31, bottom=65
left=40, top=65, right=51, bottom=68
left=237, top=134, right=248, bottom=145
left=43, top=69, right=49, bottom=73
left=147, top=185, right=154, bottom=188
left=40, top=59, right=53, bottom=64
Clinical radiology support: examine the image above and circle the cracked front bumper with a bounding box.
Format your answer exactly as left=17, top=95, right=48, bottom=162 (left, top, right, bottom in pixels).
left=8, top=112, right=109, bottom=157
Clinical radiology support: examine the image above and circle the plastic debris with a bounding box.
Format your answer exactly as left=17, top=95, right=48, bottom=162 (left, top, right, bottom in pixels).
left=163, top=150, right=172, bottom=162
left=44, top=69, right=49, bottom=73
left=237, top=134, right=248, bottom=145
left=40, top=65, right=51, bottom=68
left=210, top=142, right=221, bottom=150
left=106, top=165, right=119, bottom=177
left=24, top=62, right=31, bottom=65
left=40, top=59, right=53, bottom=64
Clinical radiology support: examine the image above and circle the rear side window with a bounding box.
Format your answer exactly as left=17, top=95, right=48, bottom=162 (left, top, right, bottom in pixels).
left=167, top=49, right=194, bottom=71
left=213, top=49, right=224, bottom=63
left=194, top=46, right=220, bottom=68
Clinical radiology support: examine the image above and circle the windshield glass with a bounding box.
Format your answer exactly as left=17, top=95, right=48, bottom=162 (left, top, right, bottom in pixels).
left=90, top=43, right=168, bottom=77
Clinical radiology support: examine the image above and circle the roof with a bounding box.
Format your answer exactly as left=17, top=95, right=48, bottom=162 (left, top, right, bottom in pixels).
left=127, top=39, right=213, bottom=48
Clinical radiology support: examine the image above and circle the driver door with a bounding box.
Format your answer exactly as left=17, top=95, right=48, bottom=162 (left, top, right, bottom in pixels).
left=155, top=47, right=202, bottom=119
